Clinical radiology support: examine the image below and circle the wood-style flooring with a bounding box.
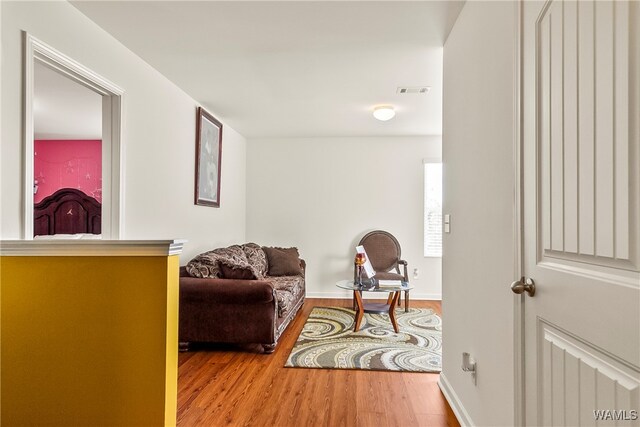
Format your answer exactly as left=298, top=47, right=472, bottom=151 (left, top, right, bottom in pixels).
left=177, top=298, right=459, bottom=427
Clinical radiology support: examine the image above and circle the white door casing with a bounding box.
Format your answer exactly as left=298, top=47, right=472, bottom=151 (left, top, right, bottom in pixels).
left=24, top=33, right=124, bottom=239
left=521, top=0, right=640, bottom=426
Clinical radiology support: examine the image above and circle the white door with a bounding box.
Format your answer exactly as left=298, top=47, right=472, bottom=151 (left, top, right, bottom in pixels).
left=521, top=0, right=640, bottom=426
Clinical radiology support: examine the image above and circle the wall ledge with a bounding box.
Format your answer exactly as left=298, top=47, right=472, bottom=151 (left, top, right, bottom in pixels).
left=0, top=239, right=186, bottom=256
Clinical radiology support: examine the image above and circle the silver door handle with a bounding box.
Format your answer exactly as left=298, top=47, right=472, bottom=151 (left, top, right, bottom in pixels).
left=511, top=277, right=535, bottom=297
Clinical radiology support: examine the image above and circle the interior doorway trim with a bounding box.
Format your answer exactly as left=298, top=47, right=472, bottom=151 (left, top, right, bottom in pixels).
left=23, top=32, right=124, bottom=239
left=513, top=2, right=525, bottom=426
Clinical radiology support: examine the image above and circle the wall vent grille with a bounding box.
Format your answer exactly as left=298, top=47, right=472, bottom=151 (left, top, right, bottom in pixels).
left=396, top=86, right=431, bottom=94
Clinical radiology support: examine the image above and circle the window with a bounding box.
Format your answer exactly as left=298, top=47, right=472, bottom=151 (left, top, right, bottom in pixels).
left=424, top=161, right=443, bottom=257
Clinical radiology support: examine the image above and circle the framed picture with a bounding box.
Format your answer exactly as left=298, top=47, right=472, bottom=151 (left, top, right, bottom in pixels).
left=195, top=107, right=223, bottom=207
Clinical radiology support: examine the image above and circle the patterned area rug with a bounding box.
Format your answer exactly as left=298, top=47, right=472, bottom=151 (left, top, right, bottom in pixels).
left=285, top=306, right=442, bottom=372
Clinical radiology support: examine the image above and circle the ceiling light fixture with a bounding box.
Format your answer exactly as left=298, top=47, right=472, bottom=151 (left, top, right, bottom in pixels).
left=373, top=105, right=396, bottom=121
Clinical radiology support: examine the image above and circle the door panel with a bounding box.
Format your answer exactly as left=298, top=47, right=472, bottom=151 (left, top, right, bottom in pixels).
left=537, top=0, right=638, bottom=271
left=540, top=321, right=640, bottom=426
left=522, top=0, right=640, bottom=425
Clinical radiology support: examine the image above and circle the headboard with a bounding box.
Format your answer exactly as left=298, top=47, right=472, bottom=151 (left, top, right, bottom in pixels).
left=34, top=188, right=101, bottom=236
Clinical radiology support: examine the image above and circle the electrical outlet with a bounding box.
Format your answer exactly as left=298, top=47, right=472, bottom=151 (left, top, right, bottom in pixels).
left=413, top=268, right=419, bottom=279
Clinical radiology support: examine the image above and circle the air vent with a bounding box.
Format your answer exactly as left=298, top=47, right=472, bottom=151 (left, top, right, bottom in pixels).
left=396, top=86, right=431, bottom=94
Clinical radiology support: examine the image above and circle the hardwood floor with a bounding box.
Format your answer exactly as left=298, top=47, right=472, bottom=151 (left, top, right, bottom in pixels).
left=177, top=298, right=459, bottom=427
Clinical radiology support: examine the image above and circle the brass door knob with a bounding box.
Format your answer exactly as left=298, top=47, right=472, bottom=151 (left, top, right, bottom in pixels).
left=511, top=277, right=535, bottom=297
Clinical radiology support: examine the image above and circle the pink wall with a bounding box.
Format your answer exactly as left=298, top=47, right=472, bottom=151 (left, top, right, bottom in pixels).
left=34, top=140, right=102, bottom=203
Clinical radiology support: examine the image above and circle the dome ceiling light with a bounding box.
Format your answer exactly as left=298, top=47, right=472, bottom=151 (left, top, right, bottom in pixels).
left=372, top=105, right=396, bottom=121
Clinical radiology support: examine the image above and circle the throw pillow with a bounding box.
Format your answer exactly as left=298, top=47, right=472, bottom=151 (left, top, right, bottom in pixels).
left=241, top=243, right=268, bottom=279
left=219, top=259, right=257, bottom=280
left=185, top=245, right=250, bottom=279
left=214, top=245, right=248, bottom=264
left=262, top=246, right=303, bottom=276
left=185, top=250, right=222, bottom=278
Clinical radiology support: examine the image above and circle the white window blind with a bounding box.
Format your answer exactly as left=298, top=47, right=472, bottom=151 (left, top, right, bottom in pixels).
left=424, top=162, right=443, bottom=257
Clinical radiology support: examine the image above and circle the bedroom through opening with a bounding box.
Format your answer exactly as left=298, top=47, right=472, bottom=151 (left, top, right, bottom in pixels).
left=24, top=34, right=124, bottom=239
left=33, top=61, right=103, bottom=238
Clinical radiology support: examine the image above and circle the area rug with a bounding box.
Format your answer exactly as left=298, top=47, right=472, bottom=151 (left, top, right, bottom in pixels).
left=285, top=306, right=441, bottom=372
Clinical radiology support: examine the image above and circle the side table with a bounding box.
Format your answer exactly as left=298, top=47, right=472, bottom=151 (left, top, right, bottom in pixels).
left=336, top=279, right=414, bottom=333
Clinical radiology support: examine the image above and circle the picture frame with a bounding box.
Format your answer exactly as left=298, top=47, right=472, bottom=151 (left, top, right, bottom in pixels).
left=195, top=107, right=223, bottom=207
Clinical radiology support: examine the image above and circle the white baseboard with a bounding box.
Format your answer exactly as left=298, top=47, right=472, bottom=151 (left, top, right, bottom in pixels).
left=305, top=291, right=442, bottom=300
left=305, top=291, right=352, bottom=299
left=438, top=373, right=474, bottom=427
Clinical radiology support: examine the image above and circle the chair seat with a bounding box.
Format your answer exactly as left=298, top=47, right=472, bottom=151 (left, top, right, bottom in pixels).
left=374, top=271, right=406, bottom=281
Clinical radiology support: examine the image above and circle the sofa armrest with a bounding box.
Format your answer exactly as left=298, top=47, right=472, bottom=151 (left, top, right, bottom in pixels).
left=299, top=258, right=306, bottom=276
left=180, top=277, right=274, bottom=305
left=179, top=277, right=278, bottom=346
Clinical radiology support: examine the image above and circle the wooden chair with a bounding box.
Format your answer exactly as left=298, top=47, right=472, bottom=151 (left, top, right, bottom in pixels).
left=354, top=230, right=410, bottom=312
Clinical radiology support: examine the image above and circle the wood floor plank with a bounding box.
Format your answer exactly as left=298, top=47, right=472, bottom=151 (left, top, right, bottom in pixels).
left=357, top=411, right=390, bottom=427
left=355, top=371, right=388, bottom=413
left=177, top=298, right=458, bottom=427
left=404, top=374, right=450, bottom=416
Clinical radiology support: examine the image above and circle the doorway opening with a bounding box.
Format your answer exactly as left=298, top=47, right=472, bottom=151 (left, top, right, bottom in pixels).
left=23, top=33, right=124, bottom=239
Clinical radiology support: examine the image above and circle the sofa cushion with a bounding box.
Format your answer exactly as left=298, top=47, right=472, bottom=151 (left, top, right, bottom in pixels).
left=219, top=260, right=257, bottom=280
left=266, top=275, right=303, bottom=299
left=241, top=243, right=268, bottom=279
left=263, top=247, right=303, bottom=276
left=275, top=289, right=296, bottom=318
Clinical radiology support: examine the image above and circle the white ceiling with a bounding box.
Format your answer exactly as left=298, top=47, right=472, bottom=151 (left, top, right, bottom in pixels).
left=71, top=1, right=464, bottom=139
left=34, top=61, right=102, bottom=140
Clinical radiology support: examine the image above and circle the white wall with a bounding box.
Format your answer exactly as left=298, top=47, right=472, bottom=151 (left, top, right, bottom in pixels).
left=0, top=1, right=246, bottom=262
left=440, top=2, right=517, bottom=426
left=246, top=136, right=442, bottom=299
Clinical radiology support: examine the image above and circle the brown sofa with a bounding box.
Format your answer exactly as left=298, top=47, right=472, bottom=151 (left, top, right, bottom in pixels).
left=178, top=244, right=305, bottom=353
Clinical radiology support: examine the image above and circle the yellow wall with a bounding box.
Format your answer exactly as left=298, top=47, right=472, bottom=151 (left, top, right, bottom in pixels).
left=0, top=255, right=179, bottom=426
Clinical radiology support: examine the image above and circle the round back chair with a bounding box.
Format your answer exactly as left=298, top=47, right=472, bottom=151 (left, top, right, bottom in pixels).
left=355, top=230, right=410, bottom=311
left=359, top=230, right=402, bottom=274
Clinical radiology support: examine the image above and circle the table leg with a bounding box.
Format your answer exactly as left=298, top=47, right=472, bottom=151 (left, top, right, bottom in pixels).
left=388, top=291, right=400, bottom=333
left=404, top=290, right=410, bottom=312
left=353, top=290, right=365, bottom=332
left=353, top=290, right=363, bottom=311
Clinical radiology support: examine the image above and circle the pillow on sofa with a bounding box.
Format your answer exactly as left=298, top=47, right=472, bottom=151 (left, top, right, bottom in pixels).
left=185, top=245, right=250, bottom=279
left=219, top=259, right=257, bottom=280
left=185, top=250, right=222, bottom=278
left=241, top=243, right=268, bottom=279
left=216, top=245, right=248, bottom=265
left=263, top=247, right=303, bottom=276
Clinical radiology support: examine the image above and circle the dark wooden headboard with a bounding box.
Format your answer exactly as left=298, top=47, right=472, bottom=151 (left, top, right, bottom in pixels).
left=34, top=188, right=101, bottom=236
